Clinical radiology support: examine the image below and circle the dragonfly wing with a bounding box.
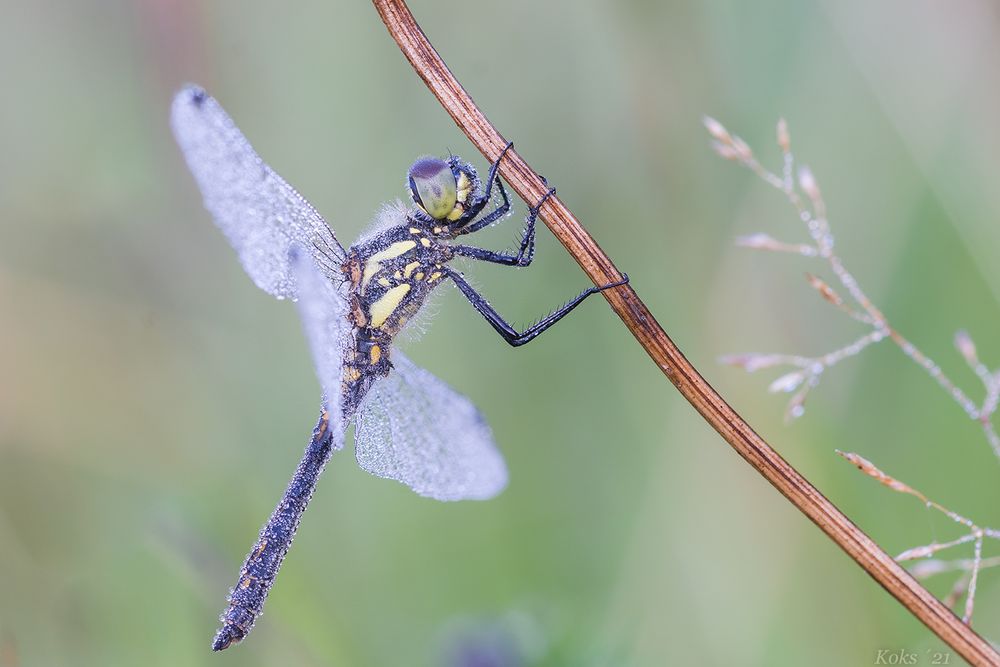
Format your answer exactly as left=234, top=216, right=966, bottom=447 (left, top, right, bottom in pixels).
left=355, top=352, right=508, bottom=501
left=291, top=248, right=352, bottom=442
left=171, top=85, right=346, bottom=300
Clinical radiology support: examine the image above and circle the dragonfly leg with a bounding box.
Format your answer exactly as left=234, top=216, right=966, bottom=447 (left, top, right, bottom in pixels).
left=451, top=187, right=556, bottom=266
left=442, top=267, right=628, bottom=347
left=480, top=141, right=514, bottom=204
left=453, top=142, right=514, bottom=233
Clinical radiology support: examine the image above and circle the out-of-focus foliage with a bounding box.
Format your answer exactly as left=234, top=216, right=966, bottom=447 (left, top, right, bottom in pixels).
left=2, top=1, right=1000, bottom=665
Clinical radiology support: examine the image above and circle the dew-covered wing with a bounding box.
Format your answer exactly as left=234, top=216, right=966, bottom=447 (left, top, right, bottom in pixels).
left=171, top=85, right=345, bottom=299
left=291, top=248, right=352, bottom=442
left=355, top=353, right=507, bottom=501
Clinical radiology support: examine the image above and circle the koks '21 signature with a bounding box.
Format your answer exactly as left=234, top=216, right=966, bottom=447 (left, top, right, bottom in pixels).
left=874, top=648, right=951, bottom=665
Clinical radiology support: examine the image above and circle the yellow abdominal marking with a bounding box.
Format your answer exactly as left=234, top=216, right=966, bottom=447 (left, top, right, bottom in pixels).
left=370, top=344, right=382, bottom=364
left=428, top=271, right=442, bottom=282
left=369, top=283, right=412, bottom=328
left=345, top=366, right=361, bottom=382
left=409, top=227, right=421, bottom=234
left=361, top=240, right=417, bottom=289
left=403, top=261, right=420, bottom=278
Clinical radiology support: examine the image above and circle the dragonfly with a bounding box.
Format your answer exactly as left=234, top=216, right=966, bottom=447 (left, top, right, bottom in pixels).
left=170, top=85, right=628, bottom=651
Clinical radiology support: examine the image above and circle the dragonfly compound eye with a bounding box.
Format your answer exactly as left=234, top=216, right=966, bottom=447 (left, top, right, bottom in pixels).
left=408, top=157, right=458, bottom=220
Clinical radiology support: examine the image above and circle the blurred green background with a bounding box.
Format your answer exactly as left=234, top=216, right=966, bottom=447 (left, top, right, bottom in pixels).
left=3, top=1, right=1000, bottom=665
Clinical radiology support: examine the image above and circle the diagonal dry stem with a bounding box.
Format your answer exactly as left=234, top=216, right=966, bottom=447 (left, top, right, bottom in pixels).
left=372, top=1, right=999, bottom=663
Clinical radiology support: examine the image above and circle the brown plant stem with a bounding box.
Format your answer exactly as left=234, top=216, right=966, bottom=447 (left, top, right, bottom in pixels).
left=372, top=1, right=998, bottom=663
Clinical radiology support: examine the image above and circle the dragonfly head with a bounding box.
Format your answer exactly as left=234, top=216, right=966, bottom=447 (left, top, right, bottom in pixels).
left=407, top=156, right=477, bottom=224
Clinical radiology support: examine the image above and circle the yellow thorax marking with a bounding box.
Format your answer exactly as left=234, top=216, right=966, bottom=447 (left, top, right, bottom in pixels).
left=457, top=171, right=471, bottom=199
left=369, top=344, right=382, bottom=364
left=360, top=240, right=417, bottom=290
left=369, top=283, right=412, bottom=328
left=403, top=261, right=421, bottom=278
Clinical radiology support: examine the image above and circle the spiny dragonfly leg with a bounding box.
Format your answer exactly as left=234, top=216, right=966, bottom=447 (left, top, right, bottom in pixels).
left=443, top=267, right=629, bottom=347
left=454, top=141, right=514, bottom=233
left=452, top=187, right=556, bottom=266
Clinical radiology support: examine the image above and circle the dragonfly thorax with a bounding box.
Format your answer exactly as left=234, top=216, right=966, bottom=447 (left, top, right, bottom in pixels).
left=341, top=220, right=453, bottom=412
